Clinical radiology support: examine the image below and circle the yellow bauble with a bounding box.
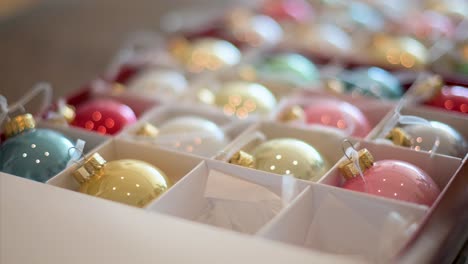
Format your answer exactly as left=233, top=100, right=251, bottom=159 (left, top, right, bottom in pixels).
left=73, top=153, right=171, bottom=208
left=230, top=138, right=330, bottom=181
left=214, top=81, right=277, bottom=119
left=171, top=37, right=241, bottom=73
left=372, top=35, right=428, bottom=70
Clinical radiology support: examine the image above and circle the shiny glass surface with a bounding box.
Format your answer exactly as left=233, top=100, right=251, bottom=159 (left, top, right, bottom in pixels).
left=79, top=159, right=171, bottom=208
left=0, top=128, right=74, bottom=182
left=215, top=81, right=277, bottom=119
left=156, top=116, right=229, bottom=157
left=343, top=160, right=440, bottom=206
left=303, top=99, right=371, bottom=137
left=251, top=138, right=330, bottom=181
left=72, top=99, right=137, bottom=135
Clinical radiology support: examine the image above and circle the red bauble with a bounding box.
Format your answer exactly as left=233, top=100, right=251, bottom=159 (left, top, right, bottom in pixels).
left=303, top=100, right=371, bottom=137
left=261, top=0, right=313, bottom=22
left=342, top=160, right=440, bottom=206
left=425, top=85, right=468, bottom=114
left=72, top=99, right=137, bottom=135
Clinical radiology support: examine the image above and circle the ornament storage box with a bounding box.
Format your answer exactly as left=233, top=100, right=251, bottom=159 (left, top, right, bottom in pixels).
left=1, top=106, right=467, bottom=264
left=2, top=2, right=468, bottom=264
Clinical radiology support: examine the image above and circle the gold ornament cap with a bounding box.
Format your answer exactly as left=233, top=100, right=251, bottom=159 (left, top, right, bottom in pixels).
left=197, top=88, right=215, bottom=105
left=338, top=148, right=374, bottom=179
left=324, top=79, right=346, bottom=94
left=49, top=104, right=76, bottom=125
left=386, top=127, right=412, bottom=147
left=4, top=113, right=36, bottom=138
left=229, top=150, right=254, bottom=168
left=279, top=105, right=305, bottom=122
left=412, top=75, right=444, bottom=100
left=136, top=122, right=159, bottom=138
left=60, top=104, right=76, bottom=123
left=73, top=153, right=107, bottom=184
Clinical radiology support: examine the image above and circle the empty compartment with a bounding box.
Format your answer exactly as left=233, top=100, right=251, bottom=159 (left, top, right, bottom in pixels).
left=258, top=183, right=428, bottom=262
left=147, top=159, right=309, bottom=234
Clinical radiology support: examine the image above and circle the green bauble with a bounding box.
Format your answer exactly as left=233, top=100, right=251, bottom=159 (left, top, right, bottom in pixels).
left=256, top=53, right=319, bottom=85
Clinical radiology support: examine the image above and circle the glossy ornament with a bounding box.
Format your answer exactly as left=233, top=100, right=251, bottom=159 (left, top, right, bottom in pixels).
left=0, top=113, right=74, bottom=182
left=73, top=153, right=171, bottom=208
left=169, top=37, right=241, bottom=73
left=214, top=81, right=277, bottom=119
left=225, top=9, right=283, bottom=47
left=426, top=85, right=468, bottom=114
left=389, top=121, right=467, bottom=158
left=337, top=67, right=403, bottom=99
left=256, top=53, right=319, bottom=86
left=426, top=0, right=468, bottom=19
left=339, top=149, right=440, bottom=206
left=260, top=0, right=313, bottom=22
left=230, top=138, right=330, bottom=181
left=127, top=68, right=188, bottom=98
left=72, top=98, right=137, bottom=135
left=140, top=116, right=229, bottom=157
left=371, top=35, right=428, bottom=70
left=302, top=100, right=371, bottom=137
left=299, top=23, right=352, bottom=57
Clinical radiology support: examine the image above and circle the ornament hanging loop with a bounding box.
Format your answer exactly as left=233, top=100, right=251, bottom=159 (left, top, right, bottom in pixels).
left=341, top=139, right=356, bottom=161
left=0, top=82, right=53, bottom=127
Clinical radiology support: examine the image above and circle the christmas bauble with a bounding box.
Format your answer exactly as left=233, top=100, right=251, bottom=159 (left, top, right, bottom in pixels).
left=144, top=116, right=229, bottom=157
left=170, top=37, right=241, bottom=73
left=225, top=9, right=283, bottom=47
left=127, top=68, right=188, bottom=98
left=0, top=113, right=74, bottom=182
left=391, top=121, right=467, bottom=158
left=256, top=53, right=319, bottom=86
left=347, top=2, right=384, bottom=32
left=371, top=35, right=428, bottom=70
left=72, top=98, right=137, bottom=135
left=260, top=0, right=313, bottom=22
left=302, top=100, right=371, bottom=137
left=214, top=81, right=277, bottom=119
left=338, top=67, right=403, bottom=99
left=73, top=153, right=171, bottom=208
left=426, top=85, right=468, bottom=114
left=230, top=138, right=330, bottom=181
left=339, top=149, right=440, bottom=206
left=301, top=23, right=352, bottom=57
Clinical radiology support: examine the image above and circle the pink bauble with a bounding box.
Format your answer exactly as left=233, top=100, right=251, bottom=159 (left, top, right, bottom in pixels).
left=303, top=100, right=371, bottom=137
left=72, top=99, right=137, bottom=135
left=342, top=160, right=440, bottom=206
left=261, top=0, right=313, bottom=22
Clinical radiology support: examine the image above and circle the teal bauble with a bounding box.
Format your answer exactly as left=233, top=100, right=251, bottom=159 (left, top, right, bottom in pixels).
left=339, top=67, right=403, bottom=99
left=256, top=53, right=319, bottom=86
left=0, top=114, right=74, bottom=182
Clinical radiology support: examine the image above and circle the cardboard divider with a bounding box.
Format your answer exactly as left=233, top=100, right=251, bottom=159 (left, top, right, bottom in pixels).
left=257, top=183, right=428, bottom=262
left=147, top=159, right=310, bottom=234
left=320, top=139, right=462, bottom=198
left=46, top=138, right=203, bottom=192
left=118, top=104, right=253, bottom=158
left=272, top=92, right=395, bottom=139
left=218, top=121, right=349, bottom=182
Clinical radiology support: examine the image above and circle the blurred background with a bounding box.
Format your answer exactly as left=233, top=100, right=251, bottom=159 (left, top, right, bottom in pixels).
left=0, top=0, right=235, bottom=101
